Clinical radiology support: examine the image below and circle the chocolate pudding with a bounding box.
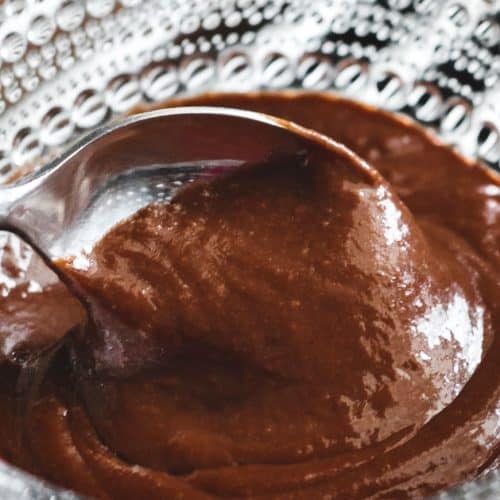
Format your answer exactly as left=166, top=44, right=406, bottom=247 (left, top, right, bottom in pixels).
left=0, top=92, right=498, bottom=499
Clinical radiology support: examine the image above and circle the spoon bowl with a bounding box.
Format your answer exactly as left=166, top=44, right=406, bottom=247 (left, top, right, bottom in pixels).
left=0, top=107, right=316, bottom=262
left=0, top=105, right=362, bottom=378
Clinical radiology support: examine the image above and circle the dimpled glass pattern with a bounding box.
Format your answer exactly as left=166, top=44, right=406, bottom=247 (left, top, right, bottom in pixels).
left=0, top=0, right=498, bottom=498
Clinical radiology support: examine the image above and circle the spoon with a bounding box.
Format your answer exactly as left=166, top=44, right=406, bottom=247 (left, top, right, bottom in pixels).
left=0, top=107, right=318, bottom=263
left=0, top=106, right=352, bottom=377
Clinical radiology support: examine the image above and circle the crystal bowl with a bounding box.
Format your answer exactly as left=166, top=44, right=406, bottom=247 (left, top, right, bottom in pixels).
left=0, top=0, right=498, bottom=498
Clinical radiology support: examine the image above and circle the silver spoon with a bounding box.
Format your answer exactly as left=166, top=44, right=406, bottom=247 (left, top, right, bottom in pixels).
left=0, top=106, right=348, bottom=376
left=0, top=107, right=315, bottom=263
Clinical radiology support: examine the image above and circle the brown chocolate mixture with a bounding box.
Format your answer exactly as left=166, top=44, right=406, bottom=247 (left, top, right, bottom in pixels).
left=0, top=93, right=498, bottom=499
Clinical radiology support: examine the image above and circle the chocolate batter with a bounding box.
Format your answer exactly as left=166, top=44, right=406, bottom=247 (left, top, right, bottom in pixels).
left=0, top=92, right=498, bottom=499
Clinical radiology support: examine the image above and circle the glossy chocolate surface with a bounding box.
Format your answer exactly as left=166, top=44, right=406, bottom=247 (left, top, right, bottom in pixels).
left=0, top=93, right=498, bottom=499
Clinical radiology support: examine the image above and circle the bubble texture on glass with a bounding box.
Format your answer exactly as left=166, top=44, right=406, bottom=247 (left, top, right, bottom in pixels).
left=0, top=0, right=497, bottom=183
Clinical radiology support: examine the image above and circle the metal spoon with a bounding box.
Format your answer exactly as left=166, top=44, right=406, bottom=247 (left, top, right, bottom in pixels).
left=0, top=106, right=348, bottom=378
left=0, top=107, right=316, bottom=263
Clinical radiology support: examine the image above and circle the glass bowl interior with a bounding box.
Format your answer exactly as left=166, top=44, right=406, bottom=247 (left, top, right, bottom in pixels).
left=0, top=0, right=498, bottom=498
